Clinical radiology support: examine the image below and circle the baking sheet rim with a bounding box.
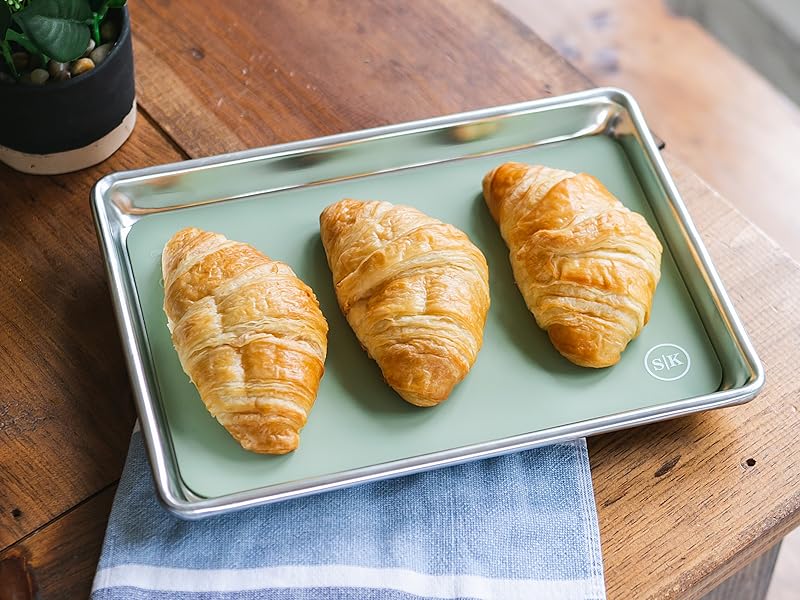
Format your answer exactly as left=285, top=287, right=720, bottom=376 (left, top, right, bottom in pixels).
left=91, top=87, right=764, bottom=519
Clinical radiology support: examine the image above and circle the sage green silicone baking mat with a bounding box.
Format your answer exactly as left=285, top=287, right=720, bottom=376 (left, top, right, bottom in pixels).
left=127, top=134, right=722, bottom=499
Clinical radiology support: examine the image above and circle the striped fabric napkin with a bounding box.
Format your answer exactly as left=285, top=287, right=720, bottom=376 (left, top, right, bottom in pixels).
left=92, top=431, right=605, bottom=600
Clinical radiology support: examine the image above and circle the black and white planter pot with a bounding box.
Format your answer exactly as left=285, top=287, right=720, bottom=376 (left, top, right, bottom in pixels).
left=0, top=7, right=136, bottom=175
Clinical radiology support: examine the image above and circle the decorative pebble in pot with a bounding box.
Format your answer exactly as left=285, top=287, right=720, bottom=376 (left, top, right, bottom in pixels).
left=0, top=0, right=135, bottom=174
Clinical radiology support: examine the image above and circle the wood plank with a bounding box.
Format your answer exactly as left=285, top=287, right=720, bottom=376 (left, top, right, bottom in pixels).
left=498, top=0, right=800, bottom=260
left=0, top=487, right=115, bottom=600
left=0, top=115, right=181, bottom=550
left=128, top=0, right=592, bottom=158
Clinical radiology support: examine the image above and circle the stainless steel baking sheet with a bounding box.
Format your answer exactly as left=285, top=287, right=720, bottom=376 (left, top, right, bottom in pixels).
left=92, top=88, right=763, bottom=519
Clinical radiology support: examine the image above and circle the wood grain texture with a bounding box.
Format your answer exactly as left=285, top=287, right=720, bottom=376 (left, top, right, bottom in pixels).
left=0, top=486, right=115, bottom=600
left=2, top=1, right=799, bottom=598
left=0, top=553, right=38, bottom=600
left=498, top=0, right=800, bottom=260
left=0, top=115, right=181, bottom=550
left=128, top=0, right=591, bottom=158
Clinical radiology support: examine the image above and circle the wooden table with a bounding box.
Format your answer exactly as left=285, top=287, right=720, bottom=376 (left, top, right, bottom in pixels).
left=1, top=1, right=799, bottom=598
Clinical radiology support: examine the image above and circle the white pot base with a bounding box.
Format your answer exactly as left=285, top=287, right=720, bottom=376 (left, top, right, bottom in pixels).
left=0, top=102, right=137, bottom=175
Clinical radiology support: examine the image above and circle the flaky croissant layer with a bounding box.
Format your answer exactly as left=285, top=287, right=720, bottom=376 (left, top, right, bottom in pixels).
left=320, top=199, right=490, bottom=406
left=483, top=162, right=662, bottom=368
left=162, top=227, right=328, bottom=454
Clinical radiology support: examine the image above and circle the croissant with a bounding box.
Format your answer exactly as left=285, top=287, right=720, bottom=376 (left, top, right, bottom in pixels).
left=319, top=199, right=490, bottom=407
left=482, top=162, right=662, bottom=368
left=162, top=227, right=328, bottom=454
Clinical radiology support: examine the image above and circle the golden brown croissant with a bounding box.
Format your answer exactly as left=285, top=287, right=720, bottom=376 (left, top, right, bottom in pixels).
left=162, top=227, right=328, bottom=454
left=482, top=162, right=662, bottom=368
left=319, top=199, right=490, bottom=407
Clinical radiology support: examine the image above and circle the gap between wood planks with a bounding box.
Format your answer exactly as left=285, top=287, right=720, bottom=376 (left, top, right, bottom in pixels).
left=0, top=480, right=118, bottom=556
left=138, top=106, right=191, bottom=161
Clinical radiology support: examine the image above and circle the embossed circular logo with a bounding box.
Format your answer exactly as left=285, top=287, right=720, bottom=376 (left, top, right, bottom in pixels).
left=644, top=344, right=691, bottom=381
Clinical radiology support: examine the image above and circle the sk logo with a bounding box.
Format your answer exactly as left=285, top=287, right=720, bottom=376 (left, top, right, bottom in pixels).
left=644, top=344, right=691, bottom=381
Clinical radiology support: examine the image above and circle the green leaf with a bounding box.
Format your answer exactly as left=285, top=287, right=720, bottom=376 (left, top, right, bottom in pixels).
left=0, top=4, right=10, bottom=37
left=5, top=28, right=39, bottom=54
left=1, top=40, right=17, bottom=76
left=13, top=0, right=92, bottom=62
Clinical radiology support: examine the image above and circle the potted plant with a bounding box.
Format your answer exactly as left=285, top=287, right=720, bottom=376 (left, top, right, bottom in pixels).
left=0, top=0, right=135, bottom=174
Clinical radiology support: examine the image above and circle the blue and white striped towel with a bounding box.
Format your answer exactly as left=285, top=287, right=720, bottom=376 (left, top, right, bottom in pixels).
left=92, top=431, right=605, bottom=599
